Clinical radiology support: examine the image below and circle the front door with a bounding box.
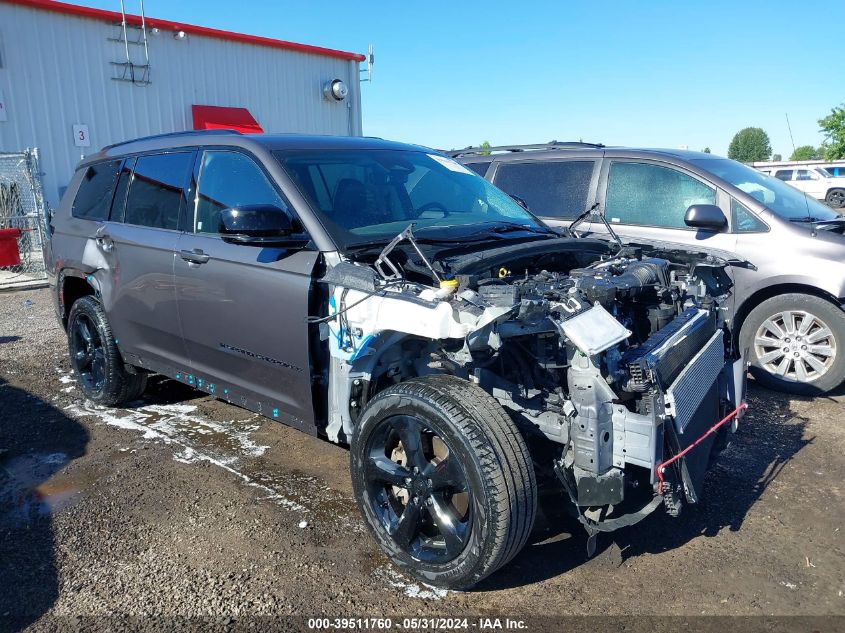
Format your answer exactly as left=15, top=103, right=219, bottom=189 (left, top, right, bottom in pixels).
left=591, top=159, right=738, bottom=253
left=585, top=159, right=740, bottom=319
left=174, top=149, right=319, bottom=433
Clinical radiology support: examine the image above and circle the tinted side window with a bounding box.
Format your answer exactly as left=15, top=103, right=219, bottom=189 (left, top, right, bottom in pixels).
left=465, top=161, right=492, bottom=177
left=731, top=199, right=768, bottom=233
left=195, top=151, right=288, bottom=234
left=605, top=162, right=716, bottom=229
left=774, top=170, right=793, bottom=181
left=124, top=153, right=193, bottom=230
left=493, top=161, right=595, bottom=219
left=795, top=170, right=815, bottom=181
left=72, top=160, right=121, bottom=220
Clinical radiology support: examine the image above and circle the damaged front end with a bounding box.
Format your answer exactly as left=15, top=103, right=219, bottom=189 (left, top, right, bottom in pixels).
left=316, top=230, right=747, bottom=538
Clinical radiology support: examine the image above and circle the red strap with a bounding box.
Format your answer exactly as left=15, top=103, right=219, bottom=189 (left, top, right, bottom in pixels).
left=656, top=402, right=748, bottom=494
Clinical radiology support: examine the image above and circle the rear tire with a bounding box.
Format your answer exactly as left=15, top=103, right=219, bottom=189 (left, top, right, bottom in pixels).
left=350, top=375, right=536, bottom=589
left=740, top=293, right=845, bottom=395
left=67, top=296, right=147, bottom=406
left=825, top=188, right=845, bottom=209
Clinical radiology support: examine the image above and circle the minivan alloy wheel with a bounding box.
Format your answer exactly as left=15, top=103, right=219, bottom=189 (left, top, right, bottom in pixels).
left=754, top=310, right=836, bottom=383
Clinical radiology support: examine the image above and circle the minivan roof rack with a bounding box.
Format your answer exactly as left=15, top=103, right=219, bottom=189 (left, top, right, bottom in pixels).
left=448, top=141, right=605, bottom=158
left=103, top=129, right=243, bottom=151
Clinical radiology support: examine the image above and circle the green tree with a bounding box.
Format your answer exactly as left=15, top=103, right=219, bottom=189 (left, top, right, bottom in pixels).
left=772, top=153, right=782, bottom=161
left=702, top=147, right=711, bottom=153
left=727, top=127, right=772, bottom=162
left=478, top=140, right=492, bottom=156
left=819, top=104, right=845, bottom=160
left=790, top=145, right=819, bottom=161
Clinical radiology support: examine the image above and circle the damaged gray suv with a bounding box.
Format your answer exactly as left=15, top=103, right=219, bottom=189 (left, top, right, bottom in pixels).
left=46, top=131, right=746, bottom=588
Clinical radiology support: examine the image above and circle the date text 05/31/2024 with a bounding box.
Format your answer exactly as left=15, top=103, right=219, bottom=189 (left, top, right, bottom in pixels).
left=307, top=617, right=528, bottom=630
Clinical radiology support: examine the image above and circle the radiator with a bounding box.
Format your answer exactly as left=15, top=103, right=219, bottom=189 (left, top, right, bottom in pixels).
left=664, top=331, right=725, bottom=434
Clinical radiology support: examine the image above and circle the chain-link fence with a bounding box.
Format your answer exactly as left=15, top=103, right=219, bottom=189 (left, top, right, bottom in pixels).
left=0, top=150, right=49, bottom=291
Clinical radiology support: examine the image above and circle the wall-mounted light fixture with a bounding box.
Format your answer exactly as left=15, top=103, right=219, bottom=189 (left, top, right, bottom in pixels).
left=173, top=30, right=187, bottom=40
left=323, top=78, right=348, bottom=102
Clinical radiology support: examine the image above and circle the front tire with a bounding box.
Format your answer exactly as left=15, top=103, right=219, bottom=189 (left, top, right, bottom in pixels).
left=740, top=293, right=845, bottom=395
left=67, top=296, right=147, bottom=406
left=825, top=188, right=845, bottom=209
left=350, top=375, right=536, bottom=589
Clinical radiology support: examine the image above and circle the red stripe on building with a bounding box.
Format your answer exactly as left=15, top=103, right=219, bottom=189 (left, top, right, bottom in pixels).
left=3, top=0, right=366, bottom=62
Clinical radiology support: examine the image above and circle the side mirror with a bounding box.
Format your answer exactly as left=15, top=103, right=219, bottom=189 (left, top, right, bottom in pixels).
left=510, top=194, right=529, bottom=211
left=218, top=205, right=307, bottom=247
left=684, top=204, right=727, bottom=231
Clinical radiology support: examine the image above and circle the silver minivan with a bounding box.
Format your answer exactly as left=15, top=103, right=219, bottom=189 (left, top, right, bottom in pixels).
left=456, top=144, right=845, bottom=395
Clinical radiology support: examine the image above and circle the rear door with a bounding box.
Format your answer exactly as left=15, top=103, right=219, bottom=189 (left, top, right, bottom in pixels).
left=98, top=151, right=195, bottom=373
left=174, top=148, right=319, bottom=434
left=794, top=169, right=825, bottom=199
left=490, top=158, right=599, bottom=221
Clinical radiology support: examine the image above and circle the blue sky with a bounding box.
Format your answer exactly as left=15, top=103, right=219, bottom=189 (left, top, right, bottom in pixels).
left=79, top=0, right=843, bottom=157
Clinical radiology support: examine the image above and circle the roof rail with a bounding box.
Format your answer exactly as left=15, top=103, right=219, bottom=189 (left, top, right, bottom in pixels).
left=448, top=141, right=605, bottom=158
left=103, top=129, right=243, bottom=151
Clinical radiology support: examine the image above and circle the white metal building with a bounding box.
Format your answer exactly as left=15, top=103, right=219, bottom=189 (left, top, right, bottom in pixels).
left=0, top=0, right=365, bottom=206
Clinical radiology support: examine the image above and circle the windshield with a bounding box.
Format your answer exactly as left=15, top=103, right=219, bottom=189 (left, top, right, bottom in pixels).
left=275, top=149, right=547, bottom=248
left=691, top=158, right=839, bottom=221
left=816, top=167, right=833, bottom=178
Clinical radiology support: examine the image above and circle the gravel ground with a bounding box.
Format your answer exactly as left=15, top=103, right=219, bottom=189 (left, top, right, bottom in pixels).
left=1, top=288, right=844, bottom=631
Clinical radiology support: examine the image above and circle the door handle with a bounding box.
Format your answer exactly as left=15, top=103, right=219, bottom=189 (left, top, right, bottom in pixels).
left=180, top=249, right=210, bottom=264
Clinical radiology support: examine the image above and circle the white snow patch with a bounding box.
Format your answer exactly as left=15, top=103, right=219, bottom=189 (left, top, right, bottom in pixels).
left=141, top=404, right=268, bottom=459
left=59, top=374, right=75, bottom=384
left=64, top=399, right=304, bottom=514
left=374, top=566, right=449, bottom=600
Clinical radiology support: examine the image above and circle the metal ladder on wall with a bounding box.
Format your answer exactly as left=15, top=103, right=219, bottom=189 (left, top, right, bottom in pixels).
left=108, top=0, right=151, bottom=86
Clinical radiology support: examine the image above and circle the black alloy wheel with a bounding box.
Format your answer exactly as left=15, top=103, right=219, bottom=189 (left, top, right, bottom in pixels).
left=66, top=295, right=147, bottom=406
left=70, top=312, right=107, bottom=392
left=364, top=414, right=472, bottom=564
left=351, top=375, right=536, bottom=589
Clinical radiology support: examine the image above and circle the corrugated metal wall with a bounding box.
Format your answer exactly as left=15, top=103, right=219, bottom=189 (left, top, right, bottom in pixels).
left=0, top=2, right=362, bottom=206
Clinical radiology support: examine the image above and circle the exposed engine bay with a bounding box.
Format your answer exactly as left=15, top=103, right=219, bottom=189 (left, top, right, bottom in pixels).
left=315, top=229, right=746, bottom=535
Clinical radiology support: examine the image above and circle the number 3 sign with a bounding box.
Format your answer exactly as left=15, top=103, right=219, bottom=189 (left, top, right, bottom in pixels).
left=73, top=124, right=91, bottom=147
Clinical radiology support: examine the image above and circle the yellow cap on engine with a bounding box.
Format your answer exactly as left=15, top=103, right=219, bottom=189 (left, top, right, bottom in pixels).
left=439, top=278, right=459, bottom=291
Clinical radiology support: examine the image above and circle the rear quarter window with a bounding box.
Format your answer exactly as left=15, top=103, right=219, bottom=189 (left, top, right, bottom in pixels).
left=71, top=160, right=122, bottom=220
left=493, top=160, right=595, bottom=219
